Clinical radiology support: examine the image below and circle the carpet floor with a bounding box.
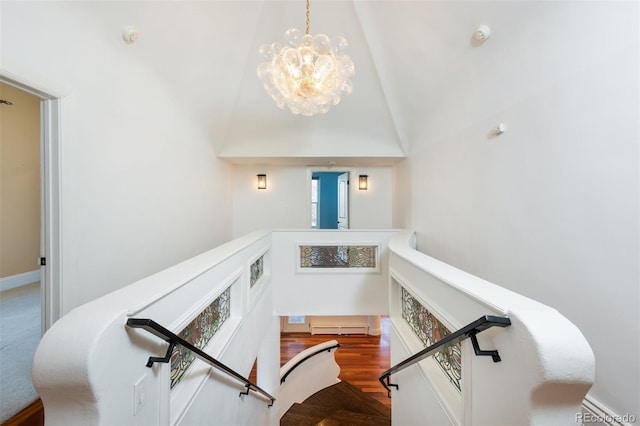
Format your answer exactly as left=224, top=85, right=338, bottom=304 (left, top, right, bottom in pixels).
left=0, top=283, right=41, bottom=424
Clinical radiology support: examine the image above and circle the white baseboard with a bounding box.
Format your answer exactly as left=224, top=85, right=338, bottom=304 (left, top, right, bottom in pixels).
left=368, top=327, right=382, bottom=336
left=0, top=270, right=40, bottom=292
left=580, top=395, right=638, bottom=426
left=310, top=325, right=369, bottom=335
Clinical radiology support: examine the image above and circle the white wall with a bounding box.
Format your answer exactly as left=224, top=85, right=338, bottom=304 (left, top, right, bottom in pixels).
left=231, top=165, right=393, bottom=237
left=392, top=159, right=412, bottom=229
left=1, top=2, right=237, bottom=313
left=393, top=1, right=639, bottom=419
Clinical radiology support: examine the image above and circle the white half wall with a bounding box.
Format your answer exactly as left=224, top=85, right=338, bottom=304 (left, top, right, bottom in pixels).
left=33, top=230, right=277, bottom=426
left=387, top=230, right=594, bottom=426
left=271, top=229, right=396, bottom=316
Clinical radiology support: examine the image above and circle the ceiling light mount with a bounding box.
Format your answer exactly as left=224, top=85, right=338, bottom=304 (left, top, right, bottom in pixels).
left=474, top=24, right=491, bottom=42
left=257, top=0, right=355, bottom=116
left=122, top=26, right=139, bottom=44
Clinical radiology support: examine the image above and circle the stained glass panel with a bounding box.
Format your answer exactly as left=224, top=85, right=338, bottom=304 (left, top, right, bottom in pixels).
left=170, top=286, right=231, bottom=389
left=299, top=245, right=377, bottom=268
left=250, top=255, right=264, bottom=288
left=401, top=287, right=462, bottom=391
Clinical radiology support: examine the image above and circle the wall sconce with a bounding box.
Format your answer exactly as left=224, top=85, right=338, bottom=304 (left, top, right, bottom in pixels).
left=257, top=174, right=267, bottom=189
left=358, top=175, right=368, bottom=190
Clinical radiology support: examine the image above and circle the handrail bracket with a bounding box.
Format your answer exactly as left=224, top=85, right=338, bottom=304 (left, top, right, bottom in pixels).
left=384, top=376, right=398, bottom=398
left=239, top=384, right=251, bottom=397
left=469, top=331, right=502, bottom=362
left=145, top=341, right=176, bottom=367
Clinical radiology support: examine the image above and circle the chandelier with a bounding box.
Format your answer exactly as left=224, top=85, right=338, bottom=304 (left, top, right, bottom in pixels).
left=257, top=0, right=355, bottom=116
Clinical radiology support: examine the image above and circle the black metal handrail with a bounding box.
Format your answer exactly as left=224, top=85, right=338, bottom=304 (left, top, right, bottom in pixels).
left=379, top=315, right=511, bottom=397
left=280, top=342, right=341, bottom=384
left=126, top=318, right=275, bottom=407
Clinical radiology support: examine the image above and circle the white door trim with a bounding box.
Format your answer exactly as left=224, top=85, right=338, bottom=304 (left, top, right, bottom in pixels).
left=337, top=172, right=349, bottom=229
left=40, top=98, right=62, bottom=330
left=1, top=68, right=64, bottom=332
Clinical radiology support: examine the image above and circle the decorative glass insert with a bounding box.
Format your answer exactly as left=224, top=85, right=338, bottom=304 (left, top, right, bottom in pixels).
left=401, top=287, right=462, bottom=391
left=170, top=286, right=231, bottom=389
left=299, top=245, right=377, bottom=268
left=250, top=255, right=264, bottom=288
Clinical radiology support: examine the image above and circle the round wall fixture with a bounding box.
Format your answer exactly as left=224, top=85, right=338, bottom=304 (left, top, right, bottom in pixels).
left=122, top=26, right=139, bottom=44
left=474, top=24, right=491, bottom=42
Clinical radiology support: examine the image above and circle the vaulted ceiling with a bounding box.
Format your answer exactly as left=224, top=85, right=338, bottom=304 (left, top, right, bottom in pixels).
left=68, top=1, right=512, bottom=166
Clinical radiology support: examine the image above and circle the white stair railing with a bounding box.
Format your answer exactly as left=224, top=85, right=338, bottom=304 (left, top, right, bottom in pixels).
left=278, top=340, right=341, bottom=418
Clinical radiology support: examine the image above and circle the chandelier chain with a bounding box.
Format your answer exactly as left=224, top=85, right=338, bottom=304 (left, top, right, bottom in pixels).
left=306, top=0, right=310, bottom=35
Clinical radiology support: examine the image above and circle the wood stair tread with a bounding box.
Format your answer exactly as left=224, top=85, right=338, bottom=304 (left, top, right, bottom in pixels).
left=281, top=381, right=391, bottom=426
left=280, top=403, right=326, bottom=426
left=318, top=409, right=390, bottom=426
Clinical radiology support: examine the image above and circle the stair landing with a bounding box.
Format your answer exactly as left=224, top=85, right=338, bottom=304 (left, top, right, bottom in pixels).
left=280, top=381, right=391, bottom=426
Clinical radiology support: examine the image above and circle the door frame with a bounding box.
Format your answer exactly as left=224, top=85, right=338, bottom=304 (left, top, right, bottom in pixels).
left=337, top=172, right=349, bottom=229
left=305, top=166, right=355, bottom=229
left=1, top=69, right=63, bottom=332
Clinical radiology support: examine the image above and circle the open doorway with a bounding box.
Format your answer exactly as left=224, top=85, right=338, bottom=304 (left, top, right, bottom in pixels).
left=0, top=74, right=62, bottom=332
left=0, top=82, right=42, bottom=423
left=0, top=83, right=41, bottom=296
left=309, top=170, right=350, bottom=229
left=0, top=74, right=62, bottom=422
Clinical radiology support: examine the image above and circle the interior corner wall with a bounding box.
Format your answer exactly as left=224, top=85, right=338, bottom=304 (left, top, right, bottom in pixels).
left=1, top=3, right=234, bottom=313
left=231, top=165, right=393, bottom=238
left=406, top=1, right=638, bottom=419
left=391, top=158, right=411, bottom=230
left=0, top=83, right=40, bottom=278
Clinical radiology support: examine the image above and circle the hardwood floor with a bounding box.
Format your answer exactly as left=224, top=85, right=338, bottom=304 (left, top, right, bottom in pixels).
left=280, top=316, right=391, bottom=407
left=1, top=399, right=43, bottom=426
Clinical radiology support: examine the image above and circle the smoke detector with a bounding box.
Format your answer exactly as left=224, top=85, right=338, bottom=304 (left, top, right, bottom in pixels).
left=474, top=24, right=491, bottom=42
left=122, top=26, right=139, bottom=44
